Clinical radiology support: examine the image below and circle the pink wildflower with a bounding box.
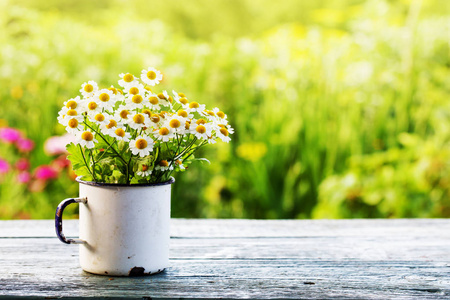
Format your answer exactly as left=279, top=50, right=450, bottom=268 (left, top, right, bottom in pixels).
left=0, top=158, right=9, bottom=174
left=16, top=138, right=35, bottom=152
left=0, top=127, right=21, bottom=143
left=44, top=134, right=74, bottom=156
left=34, top=165, right=58, bottom=180
left=17, top=172, right=31, bottom=183
left=16, top=158, right=30, bottom=171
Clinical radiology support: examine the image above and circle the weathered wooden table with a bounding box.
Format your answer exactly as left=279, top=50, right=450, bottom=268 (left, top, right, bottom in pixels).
left=0, top=219, right=449, bottom=299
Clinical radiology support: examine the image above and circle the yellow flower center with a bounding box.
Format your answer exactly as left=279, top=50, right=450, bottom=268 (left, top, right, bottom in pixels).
left=120, top=110, right=129, bottom=119
left=142, top=165, right=149, bottom=171
left=220, top=128, right=229, bottom=136
left=207, top=110, right=215, bottom=116
left=149, top=96, right=159, bottom=105
left=159, top=160, right=169, bottom=167
left=99, top=93, right=110, bottom=102
left=158, top=93, right=166, bottom=99
left=217, top=111, right=225, bottom=118
left=67, top=109, right=78, bottom=116
left=175, top=159, right=182, bottom=165
left=151, top=114, right=160, bottom=123
left=114, top=128, right=125, bottom=137
left=123, top=73, right=134, bottom=83
left=132, top=94, right=143, bottom=104
left=88, top=102, right=97, bottom=110
left=117, top=89, right=123, bottom=94
left=129, top=87, right=139, bottom=95
left=189, top=101, right=199, bottom=109
left=168, top=96, right=173, bottom=103
left=147, top=71, right=157, bottom=80
left=196, top=125, right=206, bottom=134
left=142, top=109, right=152, bottom=117
left=185, top=121, right=191, bottom=130
left=196, top=119, right=206, bottom=125
left=159, top=127, right=169, bottom=135
left=81, top=131, right=94, bottom=141
left=95, top=113, right=105, bottom=122
left=66, top=100, right=77, bottom=109
left=177, top=110, right=188, bottom=118
left=169, top=119, right=181, bottom=128
left=179, top=98, right=188, bottom=105
left=84, top=84, right=94, bottom=93
left=178, top=92, right=186, bottom=97
left=135, top=138, right=148, bottom=150
left=106, top=120, right=117, bottom=129
left=145, top=87, right=152, bottom=92
left=108, top=87, right=117, bottom=94
left=68, top=119, right=79, bottom=128
left=133, top=114, right=145, bottom=124
left=159, top=111, right=168, bottom=118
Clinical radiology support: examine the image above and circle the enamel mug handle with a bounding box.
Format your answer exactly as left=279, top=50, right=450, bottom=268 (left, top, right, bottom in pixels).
left=55, top=197, right=87, bottom=244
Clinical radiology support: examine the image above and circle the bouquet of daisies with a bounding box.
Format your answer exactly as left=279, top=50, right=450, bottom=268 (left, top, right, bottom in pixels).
left=57, top=67, right=233, bottom=184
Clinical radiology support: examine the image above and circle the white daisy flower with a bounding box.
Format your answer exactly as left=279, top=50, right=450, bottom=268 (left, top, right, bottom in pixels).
left=155, top=160, right=173, bottom=172
left=174, top=159, right=185, bottom=170
left=80, top=81, right=98, bottom=98
left=129, top=135, right=154, bottom=157
left=141, top=67, right=163, bottom=86
left=63, top=96, right=83, bottom=111
left=118, top=73, right=138, bottom=88
left=215, top=125, right=232, bottom=143
left=212, top=107, right=227, bottom=120
left=136, top=165, right=152, bottom=177
left=165, top=115, right=187, bottom=134
left=125, top=93, right=148, bottom=110
left=147, top=93, right=161, bottom=110
left=128, top=113, right=150, bottom=130
left=57, top=107, right=84, bottom=126
left=176, top=109, right=194, bottom=119
left=186, top=101, right=206, bottom=113
left=100, top=114, right=122, bottom=134
left=64, top=117, right=83, bottom=134
left=94, top=89, right=116, bottom=110
left=90, top=112, right=109, bottom=125
left=193, top=123, right=213, bottom=140
left=83, top=99, right=103, bottom=116
left=115, top=105, right=132, bottom=122
left=123, top=83, right=146, bottom=96
left=109, top=127, right=131, bottom=142
left=154, top=126, right=175, bottom=142
left=75, top=130, right=97, bottom=149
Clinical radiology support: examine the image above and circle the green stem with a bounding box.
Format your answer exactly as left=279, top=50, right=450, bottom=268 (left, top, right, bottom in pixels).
left=78, top=144, right=94, bottom=178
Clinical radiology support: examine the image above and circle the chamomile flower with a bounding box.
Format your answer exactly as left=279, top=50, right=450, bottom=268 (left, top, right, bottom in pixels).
left=118, top=73, right=138, bottom=88
left=94, top=89, right=116, bottom=110
left=64, top=118, right=83, bottom=134
left=115, top=105, right=132, bottom=122
left=80, top=81, right=98, bottom=97
left=215, top=125, right=232, bottom=143
left=157, top=90, right=170, bottom=105
left=193, top=123, right=213, bottom=140
left=129, top=135, right=154, bottom=157
left=123, top=83, right=146, bottom=96
left=63, top=96, right=82, bottom=110
left=75, top=130, right=97, bottom=149
left=174, top=159, right=185, bottom=170
left=100, top=114, right=122, bottom=134
left=84, top=99, right=103, bottom=115
left=154, top=126, right=175, bottom=142
left=176, top=109, right=194, bottom=119
left=165, top=115, right=187, bottom=134
left=212, top=107, right=227, bottom=120
left=141, top=67, right=163, bottom=86
left=186, top=101, right=206, bottom=113
left=155, top=160, right=173, bottom=171
left=109, top=127, right=131, bottom=142
left=128, top=113, right=150, bottom=130
left=90, top=112, right=109, bottom=125
left=125, top=93, right=148, bottom=110
left=136, top=165, right=152, bottom=177
left=57, top=107, right=84, bottom=126
left=147, top=93, right=161, bottom=110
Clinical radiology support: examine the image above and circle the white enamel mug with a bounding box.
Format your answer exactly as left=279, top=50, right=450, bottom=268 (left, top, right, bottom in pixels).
left=55, top=177, right=174, bottom=276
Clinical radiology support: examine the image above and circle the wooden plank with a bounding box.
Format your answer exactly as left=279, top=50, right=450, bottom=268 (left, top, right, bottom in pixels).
left=1, top=218, right=450, bottom=238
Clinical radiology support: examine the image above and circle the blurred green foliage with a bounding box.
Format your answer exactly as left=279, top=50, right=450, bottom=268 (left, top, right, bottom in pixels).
left=0, top=0, right=449, bottom=219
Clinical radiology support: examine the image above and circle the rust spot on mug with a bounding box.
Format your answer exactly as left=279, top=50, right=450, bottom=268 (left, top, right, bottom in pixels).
left=129, top=267, right=146, bottom=276
left=104, top=271, right=108, bottom=274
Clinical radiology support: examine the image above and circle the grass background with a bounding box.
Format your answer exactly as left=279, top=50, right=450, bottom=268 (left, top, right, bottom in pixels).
left=0, top=0, right=449, bottom=219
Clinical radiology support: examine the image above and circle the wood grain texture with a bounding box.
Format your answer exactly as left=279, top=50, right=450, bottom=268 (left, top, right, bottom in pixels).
left=0, top=219, right=449, bottom=299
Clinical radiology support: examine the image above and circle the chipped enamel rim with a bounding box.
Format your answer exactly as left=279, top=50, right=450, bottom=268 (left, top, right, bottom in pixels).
left=76, top=176, right=175, bottom=187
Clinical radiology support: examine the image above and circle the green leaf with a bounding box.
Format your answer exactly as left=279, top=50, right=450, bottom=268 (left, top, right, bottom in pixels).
left=66, top=143, right=93, bottom=181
